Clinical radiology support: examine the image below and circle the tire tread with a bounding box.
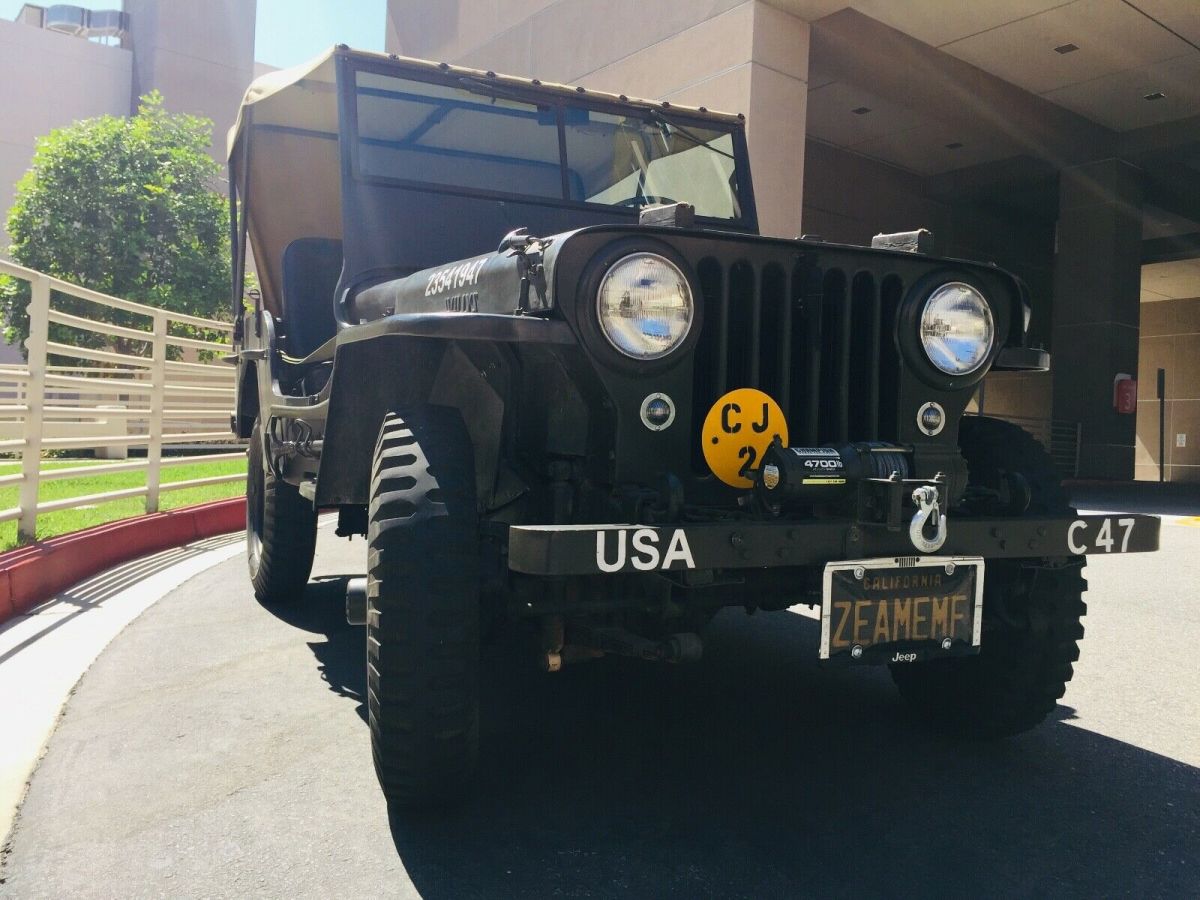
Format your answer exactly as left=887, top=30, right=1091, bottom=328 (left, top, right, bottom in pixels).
left=247, top=420, right=317, bottom=605
left=367, top=408, right=479, bottom=808
left=891, top=416, right=1088, bottom=738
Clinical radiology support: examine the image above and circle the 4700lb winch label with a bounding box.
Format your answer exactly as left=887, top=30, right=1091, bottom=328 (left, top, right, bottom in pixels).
left=788, top=446, right=848, bottom=486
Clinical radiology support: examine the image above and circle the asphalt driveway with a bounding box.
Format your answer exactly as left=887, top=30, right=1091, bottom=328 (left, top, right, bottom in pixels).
left=2, top=519, right=1197, bottom=898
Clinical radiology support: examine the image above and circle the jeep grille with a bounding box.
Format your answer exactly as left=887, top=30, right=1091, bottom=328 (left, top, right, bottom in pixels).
left=691, top=256, right=904, bottom=471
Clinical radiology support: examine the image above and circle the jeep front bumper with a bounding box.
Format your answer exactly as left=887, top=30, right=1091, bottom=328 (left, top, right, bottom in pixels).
left=507, top=514, right=1160, bottom=576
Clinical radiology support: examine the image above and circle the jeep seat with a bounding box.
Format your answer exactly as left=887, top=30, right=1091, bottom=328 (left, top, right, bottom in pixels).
left=280, top=237, right=342, bottom=359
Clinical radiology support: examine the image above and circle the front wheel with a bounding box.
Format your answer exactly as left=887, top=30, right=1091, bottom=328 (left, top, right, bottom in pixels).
left=890, top=557, right=1086, bottom=737
left=890, top=416, right=1087, bottom=737
left=367, top=407, right=480, bottom=808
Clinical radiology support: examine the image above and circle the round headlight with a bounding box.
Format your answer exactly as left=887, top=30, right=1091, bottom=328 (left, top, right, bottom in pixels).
left=920, top=282, right=994, bottom=376
left=597, top=253, right=693, bottom=360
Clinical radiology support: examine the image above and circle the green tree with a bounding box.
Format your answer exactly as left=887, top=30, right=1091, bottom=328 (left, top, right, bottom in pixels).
left=1, top=92, right=229, bottom=355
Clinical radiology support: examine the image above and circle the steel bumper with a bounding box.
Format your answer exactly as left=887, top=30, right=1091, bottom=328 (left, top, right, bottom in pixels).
left=507, top=513, right=1160, bottom=576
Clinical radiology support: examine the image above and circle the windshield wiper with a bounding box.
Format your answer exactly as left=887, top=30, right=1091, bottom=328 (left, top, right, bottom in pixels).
left=646, top=109, right=736, bottom=161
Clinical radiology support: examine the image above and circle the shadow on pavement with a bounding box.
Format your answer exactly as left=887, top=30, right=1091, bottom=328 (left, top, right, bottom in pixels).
left=278, top=583, right=1199, bottom=899
left=264, top=574, right=368, bottom=723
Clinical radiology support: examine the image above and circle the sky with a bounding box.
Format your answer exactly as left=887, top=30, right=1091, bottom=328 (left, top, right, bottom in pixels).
left=254, top=0, right=385, bottom=69
left=0, top=0, right=386, bottom=68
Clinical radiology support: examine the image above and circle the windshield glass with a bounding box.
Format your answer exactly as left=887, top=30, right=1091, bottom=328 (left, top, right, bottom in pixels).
left=563, top=109, right=741, bottom=220
left=351, top=70, right=745, bottom=223
left=355, top=71, right=564, bottom=199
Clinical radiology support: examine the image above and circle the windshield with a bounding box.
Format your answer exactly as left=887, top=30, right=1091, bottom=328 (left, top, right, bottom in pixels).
left=351, top=69, right=746, bottom=223
left=563, top=109, right=742, bottom=220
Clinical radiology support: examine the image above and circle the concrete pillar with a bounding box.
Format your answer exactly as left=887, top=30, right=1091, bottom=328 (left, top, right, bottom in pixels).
left=1051, top=159, right=1143, bottom=479
left=123, top=0, right=256, bottom=160
left=655, top=3, right=809, bottom=239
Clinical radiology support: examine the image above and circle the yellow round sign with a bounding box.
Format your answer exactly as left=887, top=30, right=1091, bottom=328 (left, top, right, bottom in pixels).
left=701, top=388, right=789, bottom=487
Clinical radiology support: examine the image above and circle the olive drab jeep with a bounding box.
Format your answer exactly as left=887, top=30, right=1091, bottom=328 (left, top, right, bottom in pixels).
left=228, top=47, right=1160, bottom=808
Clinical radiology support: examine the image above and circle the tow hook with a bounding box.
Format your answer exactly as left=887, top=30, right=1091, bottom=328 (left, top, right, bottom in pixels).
left=910, top=484, right=948, bottom=553
left=346, top=577, right=368, bottom=625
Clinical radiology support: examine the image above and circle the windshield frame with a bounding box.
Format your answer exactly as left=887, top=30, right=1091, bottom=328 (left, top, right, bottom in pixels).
left=338, top=56, right=758, bottom=233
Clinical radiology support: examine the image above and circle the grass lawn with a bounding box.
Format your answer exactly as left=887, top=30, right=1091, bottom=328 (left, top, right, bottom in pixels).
left=0, top=456, right=247, bottom=551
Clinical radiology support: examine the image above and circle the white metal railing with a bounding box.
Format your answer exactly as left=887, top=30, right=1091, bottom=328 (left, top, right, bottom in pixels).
left=0, top=259, right=243, bottom=543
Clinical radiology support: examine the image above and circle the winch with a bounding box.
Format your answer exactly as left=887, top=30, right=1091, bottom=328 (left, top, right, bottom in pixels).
left=754, top=438, right=949, bottom=552
left=754, top=439, right=911, bottom=508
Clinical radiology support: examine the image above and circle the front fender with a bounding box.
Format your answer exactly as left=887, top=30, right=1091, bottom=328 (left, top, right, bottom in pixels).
left=314, top=313, right=575, bottom=507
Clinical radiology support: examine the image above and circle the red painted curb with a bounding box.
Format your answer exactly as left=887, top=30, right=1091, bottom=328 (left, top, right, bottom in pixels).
left=0, top=497, right=246, bottom=625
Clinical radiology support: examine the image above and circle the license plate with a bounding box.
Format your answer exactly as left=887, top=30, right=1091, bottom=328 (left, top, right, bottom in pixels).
left=820, top=557, right=984, bottom=664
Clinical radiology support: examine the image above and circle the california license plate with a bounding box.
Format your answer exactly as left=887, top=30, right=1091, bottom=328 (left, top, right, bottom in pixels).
left=820, top=557, right=984, bottom=664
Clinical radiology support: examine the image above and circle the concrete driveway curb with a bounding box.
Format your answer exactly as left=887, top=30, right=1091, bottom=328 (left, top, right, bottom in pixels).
left=0, top=498, right=246, bottom=625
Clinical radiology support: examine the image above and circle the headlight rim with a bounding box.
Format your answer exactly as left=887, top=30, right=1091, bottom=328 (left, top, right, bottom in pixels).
left=595, top=250, right=695, bottom=362
left=897, top=270, right=1005, bottom=392
left=919, top=280, right=995, bottom=377
left=575, top=238, right=704, bottom=375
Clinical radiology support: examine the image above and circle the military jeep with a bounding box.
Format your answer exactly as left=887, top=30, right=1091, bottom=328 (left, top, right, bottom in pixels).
left=228, top=47, right=1159, bottom=807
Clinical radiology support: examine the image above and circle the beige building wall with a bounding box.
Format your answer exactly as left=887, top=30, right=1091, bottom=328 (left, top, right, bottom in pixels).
left=1137, top=297, right=1200, bottom=483
left=0, top=18, right=131, bottom=256
left=0, top=3, right=251, bottom=362
left=0, top=18, right=131, bottom=365
left=385, top=0, right=811, bottom=238
left=123, top=0, right=256, bottom=160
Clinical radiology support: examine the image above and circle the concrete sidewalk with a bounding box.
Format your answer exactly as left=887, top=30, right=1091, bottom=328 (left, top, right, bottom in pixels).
left=0, top=534, right=246, bottom=848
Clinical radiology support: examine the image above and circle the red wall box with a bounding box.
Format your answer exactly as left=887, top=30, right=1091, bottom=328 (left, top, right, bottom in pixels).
left=0, top=498, right=245, bottom=625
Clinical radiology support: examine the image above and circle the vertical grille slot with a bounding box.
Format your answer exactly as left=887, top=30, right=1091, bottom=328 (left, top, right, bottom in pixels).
left=848, top=271, right=880, bottom=441
left=692, top=258, right=725, bottom=473
left=877, top=274, right=904, bottom=438
left=726, top=262, right=755, bottom=389
left=758, top=264, right=788, bottom=403
left=791, top=262, right=823, bottom=444
left=818, top=269, right=848, bottom=442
